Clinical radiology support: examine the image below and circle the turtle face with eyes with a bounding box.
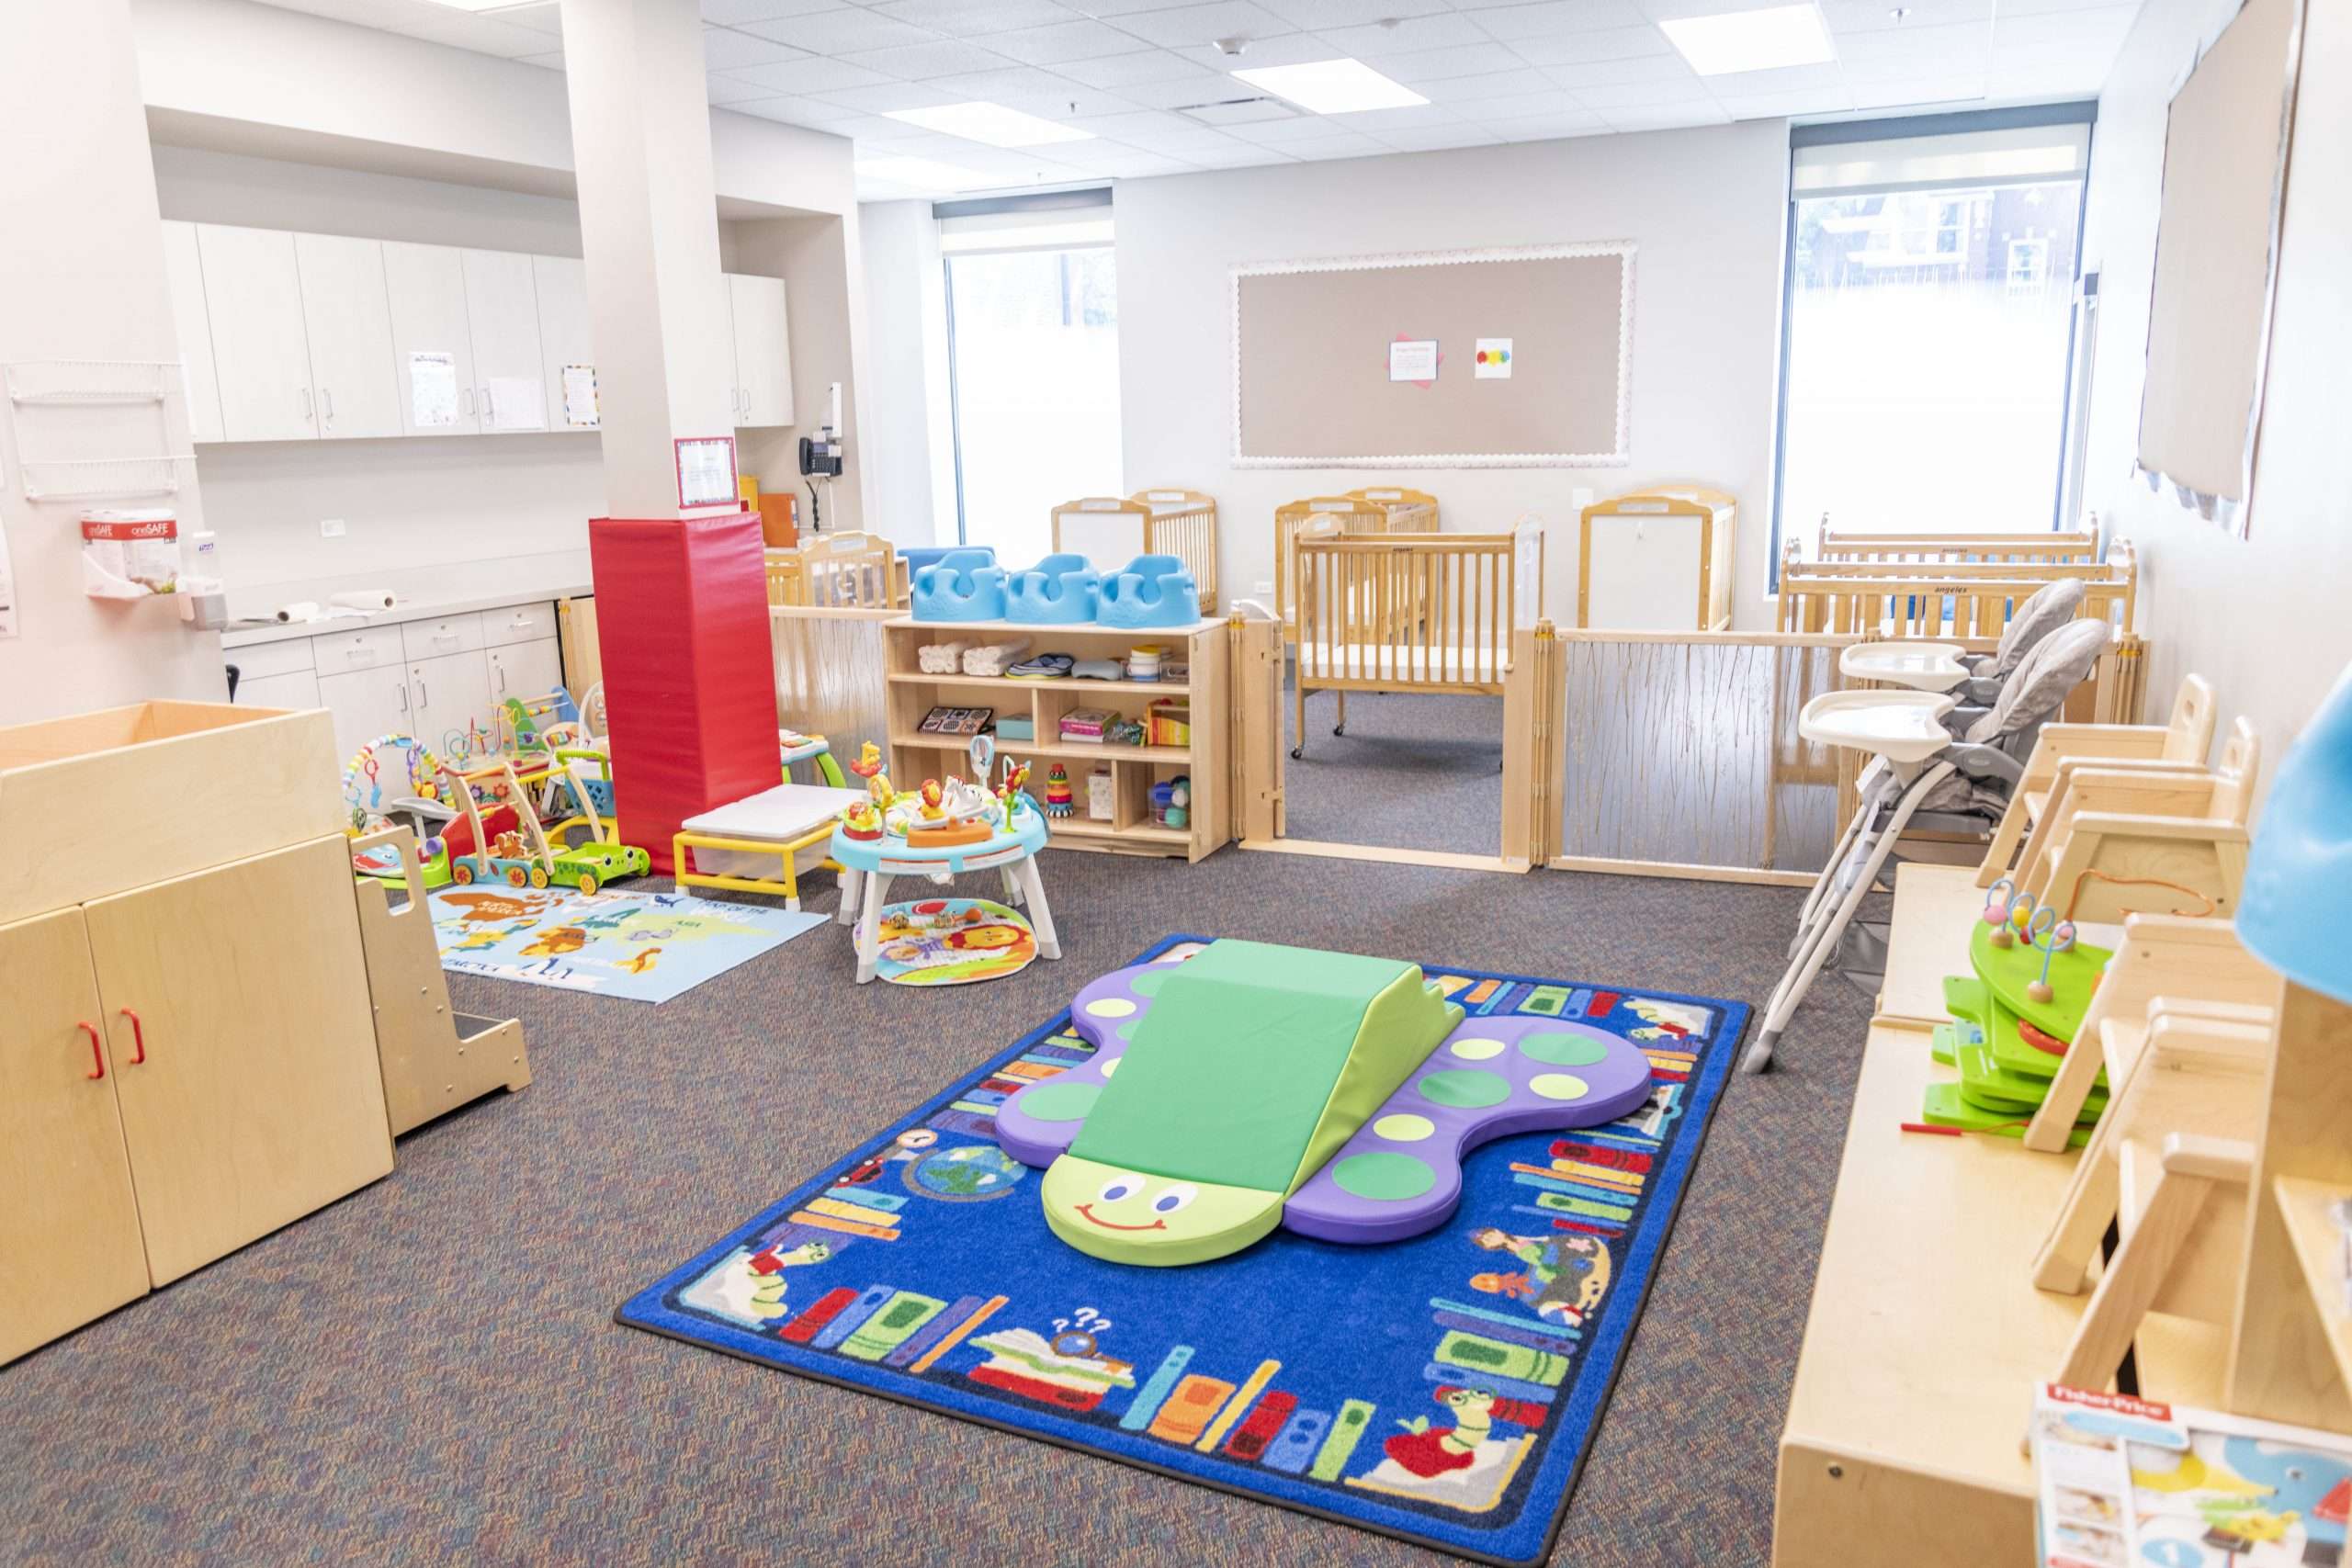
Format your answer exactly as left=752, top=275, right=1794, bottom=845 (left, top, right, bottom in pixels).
left=1040, top=1155, right=1283, bottom=1266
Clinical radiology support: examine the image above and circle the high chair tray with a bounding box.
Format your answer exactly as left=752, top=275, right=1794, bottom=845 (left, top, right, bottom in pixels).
left=1798, top=689, right=1958, bottom=762
left=1839, top=640, right=1969, bottom=693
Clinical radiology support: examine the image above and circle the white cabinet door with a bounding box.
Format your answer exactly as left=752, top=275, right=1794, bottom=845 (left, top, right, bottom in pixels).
left=235, top=669, right=322, bottom=712
left=159, top=220, right=225, bottom=446
left=316, top=665, right=413, bottom=761
left=409, top=651, right=498, bottom=758
left=382, top=241, right=480, bottom=437
left=728, top=273, right=794, bottom=427
left=460, top=250, right=547, bottom=433
left=294, top=232, right=401, bottom=441
left=533, top=254, right=598, bottom=430
left=196, top=224, right=317, bottom=443
left=486, top=637, right=562, bottom=705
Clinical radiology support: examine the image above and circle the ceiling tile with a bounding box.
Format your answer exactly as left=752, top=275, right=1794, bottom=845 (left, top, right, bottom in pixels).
left=1636, top=0, right=1799, bottom=21
left=990, top=18, right=1159, bottom=63
left=701, top=0, right=852, bottom=24
left=1201, top=32, right=1350, bottom=67
left=1227, top=112, right=1360, bottom=141
left=1600, top=99, right=1732, bottom=129
left=1256, top=0, right=1453, bottom=24
left=871, top=0, right=1079, bottom=28
left=1270, top=130, right=1392, bottom=155
left=1466, top=0, right=1651, bottom=39
left=1484, top=109, right=1610, bottom=139
left=1181, top=96, right=1311, bottom=122
left=1503, top=23, right=1673, bottom=64
left=1106, top=125, right=1250, bottom=152
left=920, top=64, right=1087, bottom=98
left=703, top=24, right=808, bottom=70
left=498, top=4, right=565, bottom=37
left=1062, top=0, right=1196, bottom=13
left=1567, top=73, right=1712, bottom=106
left=1115, top=73, right=1262, bottom=107
left=1370, top=123, right=1508, bottom=150
left=2001, top=0, right=2134, bottom=14
left=995, top=80, right=1147, bottom=116
left=735, top=9, right=942, bottom=51
left=1047, top=143, right=1198, bottom=175
left=1321, top=102, right=1470, bottom=129
left=808, top=80, right=968, bottom=110
left=1182, top=142, right=1300, bottom=165
left=1055, top=49, right=1226, bottom=87
left=1702, top=60, right=1845, bottom=94
left=1837, top=18, right=1989, bottom=74
left=726, top=91, right=867, bottom=124
left=835, top=39, right=1020, bottom=78
left=1110, top=3, right=1303, bottom=50
left=1712, top=85, right=1857, bottom=118
left=1992, top=5, right=2137, bottom=51
left=1849, top=73, right=1989, bottom=108
left=1413, top=66, right=1559, bottom=100
left=1541, top=50, right=1695, bottom=87
left=1059, top=107, right=1206, bottom=138
left=707, top=72, right=782, bottom=102
left=1363, top=41, right=1528, bottom=79
left=1317, top=13, right=1495, bottom=52
left=1818, top=0, right=1992, bottom=31
left=718, top=56, right=896, bottom=92
left=1453, top=87, right=1590, bottom=120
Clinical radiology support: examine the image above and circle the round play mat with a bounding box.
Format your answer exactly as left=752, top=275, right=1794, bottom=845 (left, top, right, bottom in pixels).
left=874, top=897, right=1036, bottom=987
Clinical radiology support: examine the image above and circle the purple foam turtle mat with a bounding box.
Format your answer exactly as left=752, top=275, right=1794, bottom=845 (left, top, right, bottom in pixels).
left=617, top=935, right=1746, bottom=1565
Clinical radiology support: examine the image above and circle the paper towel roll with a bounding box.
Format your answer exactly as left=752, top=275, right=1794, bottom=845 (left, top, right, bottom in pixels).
left=274, top=601, right=322, bottom=624
left=329, top=589, right=397, bottom=613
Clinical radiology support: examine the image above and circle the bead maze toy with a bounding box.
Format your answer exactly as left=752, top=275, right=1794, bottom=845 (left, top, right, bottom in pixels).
left=995, top=939, right=1657, bottom=1267
left=1917, top=878, right=2114, bottom=1145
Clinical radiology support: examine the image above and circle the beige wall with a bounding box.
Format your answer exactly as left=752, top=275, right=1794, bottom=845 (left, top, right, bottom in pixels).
left=2084, top=0, right=2352, bottom=795
left=1111, top=122, right=1790, bottom=627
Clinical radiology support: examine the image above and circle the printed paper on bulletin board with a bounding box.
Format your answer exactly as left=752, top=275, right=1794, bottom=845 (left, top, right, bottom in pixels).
left=1232, top=243, right=1633, bottom=469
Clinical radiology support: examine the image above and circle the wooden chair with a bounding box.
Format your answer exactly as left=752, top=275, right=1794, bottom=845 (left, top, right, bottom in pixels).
left=1977, top=675, right=2218, bottom=885
left=2011, top=718, right=2259, bottom=925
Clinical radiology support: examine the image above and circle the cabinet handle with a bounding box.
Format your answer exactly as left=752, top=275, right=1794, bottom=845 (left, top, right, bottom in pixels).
left=322, top=387, right=335, bottom=421
left=495, top=662, right=506, bottom=693
left=119, top=1008, right=146, bottom=1066
left=416, top=678, right=428, bottom=707
left=461, top=386, right=475, bottom=415
left=78, top=1021, right=104, bottom=1080
left=396, top=682, right=409, bottom=713
left=300, top=387, right=314, bottom=422
left=481, top=385, right=493, bottom=425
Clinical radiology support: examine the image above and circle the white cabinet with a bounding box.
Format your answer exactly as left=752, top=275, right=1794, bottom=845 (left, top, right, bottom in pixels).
left=487, top=637, right=562, bottom=704
left=316, top=664, right=413, bottom=761
left=236, top=669, right=322, bottom=712
left=382, top=242, right=480, bottom=437
left=460, top=250, right=547, bottom=433
left=196, top=225, right=317, bottom=443
left=408, top=650, right=497, bottom=755
left=727, top=272, right=794, bottom=428
left=533, top=254, right=598, bottom=430
left=159, top=221, right=225, bottom=446
left=293, top=233, right=401, bottom=441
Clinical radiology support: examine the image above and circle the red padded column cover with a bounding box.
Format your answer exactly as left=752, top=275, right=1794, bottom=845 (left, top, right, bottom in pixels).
left=588, top=513, right=773, bottom=874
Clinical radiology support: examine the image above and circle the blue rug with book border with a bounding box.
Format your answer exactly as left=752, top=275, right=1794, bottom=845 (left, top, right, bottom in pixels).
left=616, top=936, right=1745, bottom=1565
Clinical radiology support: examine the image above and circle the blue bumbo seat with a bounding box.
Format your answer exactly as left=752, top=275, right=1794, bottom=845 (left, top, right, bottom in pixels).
left=911, top=548, right=1006, bottom=622
left=1005, top=554, right=1102, bottom=624
left=1096, top=554, right=1199, bottom=629
left=2237, top=657, right=2352, bottom=1004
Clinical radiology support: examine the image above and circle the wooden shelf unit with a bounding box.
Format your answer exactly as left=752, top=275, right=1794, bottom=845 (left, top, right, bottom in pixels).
left=1773, top=862, right=2226, bottom=1568
left=881, top=615, right=1228, bottom=863
left=2273, top=1173, right=2352, bottom=1394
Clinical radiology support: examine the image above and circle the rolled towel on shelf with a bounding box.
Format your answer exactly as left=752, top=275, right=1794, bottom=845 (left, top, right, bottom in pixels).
left=273, top=601, right=322, bottom=624
left=918, top=639, right=971, bottom=673
left=961, top=637, right=1033, bottom=677
left=328, top=588, right=397, bottom=613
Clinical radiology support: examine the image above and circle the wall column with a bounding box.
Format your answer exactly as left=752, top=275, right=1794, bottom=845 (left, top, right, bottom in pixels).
left=560, top=0, right=772, bottom=870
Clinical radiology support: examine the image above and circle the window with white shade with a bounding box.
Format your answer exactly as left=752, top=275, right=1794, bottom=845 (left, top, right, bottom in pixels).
left=1773, top=109, right=2097, bottom=565
left=939, top=197, right=1121, bottom=560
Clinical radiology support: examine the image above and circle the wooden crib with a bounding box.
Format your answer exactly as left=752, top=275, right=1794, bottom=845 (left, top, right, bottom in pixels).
left=1809, top=518, right=2102, bottom=566
left=1289, top=520, right=1545, bottom=758
left=1273, top=494, right=1396, bottom=638
left=766, top=532, right=898, bottom=609
left=1048, top=491, right=1220, bottom=615
left=1777, top=537, right=2138, bottom=638
left=1346, top=486, right=1440, bottom=531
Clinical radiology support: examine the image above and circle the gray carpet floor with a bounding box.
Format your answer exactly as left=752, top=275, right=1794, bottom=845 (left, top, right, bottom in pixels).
left=1283, top=688, right=1509, bottom=858
left=0, top=848, right=1870, bottom=1567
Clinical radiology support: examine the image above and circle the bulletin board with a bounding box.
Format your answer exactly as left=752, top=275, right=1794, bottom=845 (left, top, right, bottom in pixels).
left=1231, top=242, right=1634, bottom=469
left=2134, top=0, right=2306, bottom=533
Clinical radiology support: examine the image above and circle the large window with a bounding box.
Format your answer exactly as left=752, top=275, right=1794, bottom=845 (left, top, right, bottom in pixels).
left=1774, top=110, right=2095, bottom=561
left=942, top=201, right=1121, bottom=559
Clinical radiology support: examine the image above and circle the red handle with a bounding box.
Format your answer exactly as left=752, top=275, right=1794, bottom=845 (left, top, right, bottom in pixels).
left=78, top=1021, right=104, bottom=1080
left=119, top=1008, right=146, bottom=1066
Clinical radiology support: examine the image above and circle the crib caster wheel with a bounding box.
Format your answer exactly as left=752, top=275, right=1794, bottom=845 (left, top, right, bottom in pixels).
left=1289, top=745, right=1305, bottom=761
left=1332, top=723, right=1346, bottom=738
left=1740, top=1032, right=1780, bottom=1075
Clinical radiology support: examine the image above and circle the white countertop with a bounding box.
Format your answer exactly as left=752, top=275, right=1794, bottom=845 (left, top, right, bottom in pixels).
left=221, top=550, right=594, bottom=649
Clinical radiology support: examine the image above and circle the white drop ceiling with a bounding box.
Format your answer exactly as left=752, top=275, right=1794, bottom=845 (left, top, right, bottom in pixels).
left=250, top=0, right=2143, bottom=198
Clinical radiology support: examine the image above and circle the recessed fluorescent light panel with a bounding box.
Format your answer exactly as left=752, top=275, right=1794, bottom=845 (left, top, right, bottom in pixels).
left=1229, top=58, right=1428, bottom=115
left=881, top=102, right=1093, bottom=149
left=420, top=0, right=550, bottom=12
left=1659, top=4, right=1837, bottom=75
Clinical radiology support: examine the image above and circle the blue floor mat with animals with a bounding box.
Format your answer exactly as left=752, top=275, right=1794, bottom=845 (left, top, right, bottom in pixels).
left=616, top=935, right=1746, bottom=1564
left=428, top=886, right=826, bottom=1004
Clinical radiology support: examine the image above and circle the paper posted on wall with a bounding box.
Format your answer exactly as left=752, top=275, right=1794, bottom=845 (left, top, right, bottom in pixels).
left=560, top=364, right=599, bottom=428
left=409, top=351, right=460, bottom=427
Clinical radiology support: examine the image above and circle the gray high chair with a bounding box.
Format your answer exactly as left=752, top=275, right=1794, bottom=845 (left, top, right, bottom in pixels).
left=1744, top=609, right=2109, bottom=1075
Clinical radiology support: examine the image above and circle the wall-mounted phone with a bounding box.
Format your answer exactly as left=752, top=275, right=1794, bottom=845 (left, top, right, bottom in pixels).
left=799, top=380, right=845, bottom=477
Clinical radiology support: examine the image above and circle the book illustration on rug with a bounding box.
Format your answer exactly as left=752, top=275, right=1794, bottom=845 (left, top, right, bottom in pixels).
left=618, top=939, right=1739, bottom=1566
left=992, top=941, right=1657, bottom=1267
left=427, top=885, right=825, bottom=1003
